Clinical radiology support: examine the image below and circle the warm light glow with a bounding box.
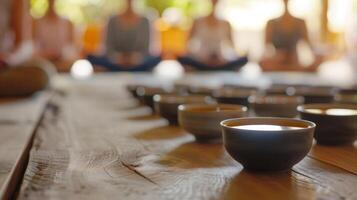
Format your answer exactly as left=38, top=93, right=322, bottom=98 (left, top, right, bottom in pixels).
left=289, top=0, right=317, bottom=18
left=325, top=109, right=357, bottom=116
left=222, top=0, right=317, bottom=31
left=305, top=108, right=357, bottom=116
left=70, top=59, right=94, bottom=79
left=233, top=125, right=303, bottom=131
left=318, top=60, right=355, bottom=87
left=305, top=109, right=324, bottom=114
left=154, top=60, right=184, bottom=80
left=224, top=1, right=281, bottom=31
left=328, top=0, right=352, bottom=33
left=162, top=7, right=184, bottom=26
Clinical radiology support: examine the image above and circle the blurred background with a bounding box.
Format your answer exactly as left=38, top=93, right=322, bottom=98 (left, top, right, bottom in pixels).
left=27, top=0, right=355, bottom=58
left=1, top=0, right=357, bottom=76
left=7, top=0, right=352, bottom=59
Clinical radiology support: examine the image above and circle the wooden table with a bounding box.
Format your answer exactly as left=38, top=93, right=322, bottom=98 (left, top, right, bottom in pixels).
left=0, top=73, right=356, bottom=200
left=0, top=94, right=49, bottom=199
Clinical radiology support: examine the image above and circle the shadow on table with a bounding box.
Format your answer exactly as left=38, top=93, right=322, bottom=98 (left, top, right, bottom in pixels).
left=222, top=170, right=308, bottom=200
left=134, top=125, right=187, bottom=140
left=156, top=141, right=234, bottom=169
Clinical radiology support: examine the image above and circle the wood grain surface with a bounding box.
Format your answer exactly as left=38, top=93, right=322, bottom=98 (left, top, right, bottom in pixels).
left=0, top=93, right=50, bottom=199
left=13, top=76, right=356, bottom=200
left=309, top=143, right=357, bottom=175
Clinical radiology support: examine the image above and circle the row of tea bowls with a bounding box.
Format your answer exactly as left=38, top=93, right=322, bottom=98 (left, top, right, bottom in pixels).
left=126, top=84, right=357, bottom=171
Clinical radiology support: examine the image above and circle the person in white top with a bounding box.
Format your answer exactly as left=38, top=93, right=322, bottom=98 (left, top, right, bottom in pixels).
left=346, top=16, right=357, bottom=84
left=0, top=0, right=53, bottom=97
left=177, top=0, right=247, bottom=71
left=32, top=0, right=76, bottom=63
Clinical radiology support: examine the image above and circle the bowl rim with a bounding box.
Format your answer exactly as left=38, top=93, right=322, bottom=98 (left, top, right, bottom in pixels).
left=153, top=94, right=210, bottom=104
left=293, top=89, right=336, bottom=96
left=248, top=95, right=304, bottom=105
left=136, top=86, right=169, bottom=97
left=222, top=84, right=258, bottom=89
left=220, top=117, right=316, bottom=132
left=297, top=103, right=357, bottom=116
left=188, top=86, right=215, bottom=93
left=212, top=88, right=257, bottom=98
left=178, top=104, right=248, bottom=113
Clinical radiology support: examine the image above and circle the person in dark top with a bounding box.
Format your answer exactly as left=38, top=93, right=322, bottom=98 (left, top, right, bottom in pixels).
left=87, top=0, right=161, bottom=72
left=259, top=0, right=323, bottom=72
left=177, top=0, right=248, bottom=72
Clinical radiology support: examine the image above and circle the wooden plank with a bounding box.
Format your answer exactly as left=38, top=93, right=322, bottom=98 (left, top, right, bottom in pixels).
left=309, top=142, right=357, bottom=175
left=0, top=93, right=50, bottom=199
left=18, top=91, right=161, bottom=200
left=293, top=157, right=357, bottom=200
left=17, top=76, right=357, bottom=200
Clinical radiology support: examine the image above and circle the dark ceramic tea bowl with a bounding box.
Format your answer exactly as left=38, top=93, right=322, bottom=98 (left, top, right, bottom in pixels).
left=263, top=84, right=294, bottom=95
left=154, top=95, right=213, bottom=125
left=221, top=117, right=315, bottom=171
left=298, top=104, right=357, bottom=145
left=213, top=88, right=256, bottom=107
left=335, top=89, right=357, bottom=104
left=188, top=86, right=215, bottom=96
left=126, top=84, right=142, bottom=99
left=178, top=104, right=248, bottom=141
left=222, top=84, right=258, bottom=91
left=136, top=86, right=170, bottom=111
left=292, top=86, right=336, bottom=104
left=249, top=95, right=304, bottom=118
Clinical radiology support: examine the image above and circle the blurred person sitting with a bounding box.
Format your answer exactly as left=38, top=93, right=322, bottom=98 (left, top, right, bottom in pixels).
left=177, top=0, right=248, bottom=71
left=259, top=0, right=323, bottom=72
left=87, top=0, right=161, bottom=72
left=346, top=16, right=357, bottom=82
left=32, top=0, right=77, bottom=72
left=0, top=0, right=53, bottom=97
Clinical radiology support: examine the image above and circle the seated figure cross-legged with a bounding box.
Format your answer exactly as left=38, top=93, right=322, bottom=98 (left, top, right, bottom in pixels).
left=177, top=0, right=248, bottom=71
left=259, top=0, right=323, bottom=72
left=0, top=0, right=53, bottom=97
left=32, top=0, right=77, bottom=72
left=87, top=0, right=161, bottom=72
